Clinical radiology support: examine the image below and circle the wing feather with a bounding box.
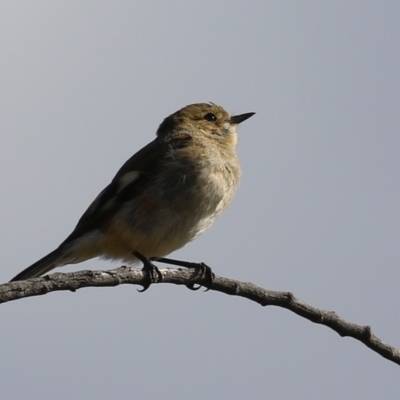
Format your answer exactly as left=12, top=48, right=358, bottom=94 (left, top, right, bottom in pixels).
left=61, top=135, right=191, bottom=245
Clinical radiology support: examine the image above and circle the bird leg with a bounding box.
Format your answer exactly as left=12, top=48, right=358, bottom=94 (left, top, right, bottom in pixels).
left=150, top=256, right=214, bottom=291
left=133, top=251, right=163, bottom=292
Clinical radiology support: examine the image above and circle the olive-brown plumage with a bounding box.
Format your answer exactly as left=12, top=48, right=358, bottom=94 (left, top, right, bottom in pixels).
left=10, top=103, right=254, bottom=281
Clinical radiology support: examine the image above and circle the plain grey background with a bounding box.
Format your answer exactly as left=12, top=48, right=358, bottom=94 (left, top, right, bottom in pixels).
left=1, top=2, right=399, bottom=399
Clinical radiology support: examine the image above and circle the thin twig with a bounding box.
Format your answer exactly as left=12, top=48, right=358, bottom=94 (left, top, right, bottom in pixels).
left=1, top=266, right=399, bottom=366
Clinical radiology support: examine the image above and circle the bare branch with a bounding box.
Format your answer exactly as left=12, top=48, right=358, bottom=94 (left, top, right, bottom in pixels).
left=2, top=267, right=399, bottom=366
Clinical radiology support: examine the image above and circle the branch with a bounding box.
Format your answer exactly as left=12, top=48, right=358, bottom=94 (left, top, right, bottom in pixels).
left=2, top=267, right=399, bottom=366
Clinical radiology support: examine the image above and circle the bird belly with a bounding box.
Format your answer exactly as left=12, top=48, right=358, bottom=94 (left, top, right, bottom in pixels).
left=100, top=169, right=237, bottom=262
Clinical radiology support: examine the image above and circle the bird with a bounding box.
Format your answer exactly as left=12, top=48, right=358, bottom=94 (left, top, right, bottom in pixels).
left=10, top=103, right=255, bottom=283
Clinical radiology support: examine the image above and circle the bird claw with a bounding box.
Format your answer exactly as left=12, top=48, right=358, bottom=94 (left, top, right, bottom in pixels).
left=134, top=251, right=163, bottom=292
left=200, top=263, right=214, bottom=291
left=143, top=255, right=215, bottom=291
left=186, top=262, right=214, bottom=291
left=186, top=283, right=202, bottom=291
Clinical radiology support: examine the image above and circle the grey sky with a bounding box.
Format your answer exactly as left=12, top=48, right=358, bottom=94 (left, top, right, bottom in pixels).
left=1, top=2, right=399, bottom=399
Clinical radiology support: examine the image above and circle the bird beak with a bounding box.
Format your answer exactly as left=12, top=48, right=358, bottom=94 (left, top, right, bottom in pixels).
left=229, top=112, right=255, bottom=125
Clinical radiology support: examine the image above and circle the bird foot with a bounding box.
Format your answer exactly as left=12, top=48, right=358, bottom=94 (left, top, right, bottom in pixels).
left=134, top=251, right=163, bottom=292
left=151, top=257, right=214, bottom=291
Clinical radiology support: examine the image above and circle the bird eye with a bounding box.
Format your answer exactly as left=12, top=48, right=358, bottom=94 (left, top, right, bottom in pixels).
left=203, top=113, right=217, bottom=122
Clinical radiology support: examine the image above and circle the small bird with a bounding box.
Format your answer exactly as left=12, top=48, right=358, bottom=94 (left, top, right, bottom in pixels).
left=10, top=103, right=254, bottom=283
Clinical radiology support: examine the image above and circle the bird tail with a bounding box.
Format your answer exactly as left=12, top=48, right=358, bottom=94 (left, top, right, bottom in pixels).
left=10, top=248, right=64, bottom=282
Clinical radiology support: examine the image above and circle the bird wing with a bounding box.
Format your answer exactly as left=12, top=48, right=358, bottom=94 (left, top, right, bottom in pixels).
left=60, top=134, right=191, bottom=245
